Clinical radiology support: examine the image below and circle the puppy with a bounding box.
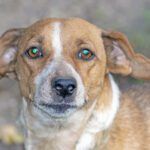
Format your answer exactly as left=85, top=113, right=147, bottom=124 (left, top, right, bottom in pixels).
left=0, top=18, right=149, bottom=150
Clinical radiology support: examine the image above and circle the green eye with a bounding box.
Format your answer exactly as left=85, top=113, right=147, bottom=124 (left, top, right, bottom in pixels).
left=82, top=49, right=90, bottom=55
left=78, top=49, right=95, bottom=61
left=25, top=47, right=43, bottom=59
left=32, top=48, right=38, bottom=54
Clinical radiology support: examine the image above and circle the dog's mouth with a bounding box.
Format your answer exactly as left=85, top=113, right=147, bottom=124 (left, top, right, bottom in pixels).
left=40, top=103, right=77, bottom=113
left=33, top=102, right=77, bottom=118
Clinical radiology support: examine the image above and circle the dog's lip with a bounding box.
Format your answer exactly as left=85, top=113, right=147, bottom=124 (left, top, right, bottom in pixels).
left=36, top=102, right=77, bottom=114
left=39, top=103, right=77, bottom=109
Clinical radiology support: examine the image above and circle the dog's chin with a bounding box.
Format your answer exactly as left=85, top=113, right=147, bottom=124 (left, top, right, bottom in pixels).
left=34, top=102, right=78, bottom=118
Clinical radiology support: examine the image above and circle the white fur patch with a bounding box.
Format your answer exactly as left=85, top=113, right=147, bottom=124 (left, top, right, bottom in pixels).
left=88, top=74, right=120, bottom=132
left=35, top=22, right=62, bottom=86
left=76, top=74, right=120, bottom=150
left=76, top=133, right=95, bottom=150
left=51, top=22, right=62, bottom=58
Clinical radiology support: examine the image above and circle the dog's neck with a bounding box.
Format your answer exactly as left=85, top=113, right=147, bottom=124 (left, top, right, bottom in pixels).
left=21, top=74, right=120, bottom=150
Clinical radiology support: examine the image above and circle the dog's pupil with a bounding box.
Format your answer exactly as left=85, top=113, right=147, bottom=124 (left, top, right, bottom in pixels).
left=32, top=48, right=38, bottom=54
left=83, top=49, right=89, bottom=55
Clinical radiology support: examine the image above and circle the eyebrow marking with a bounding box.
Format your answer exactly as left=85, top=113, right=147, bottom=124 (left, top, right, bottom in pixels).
left=51, top=22, right=62, bottom=58
left=35, top=36, right=44, bottom=44
left=76, top=39, right=86, bottom=46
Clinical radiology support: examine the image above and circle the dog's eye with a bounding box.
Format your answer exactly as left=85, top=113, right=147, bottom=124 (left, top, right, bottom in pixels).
left=78, top=49, right=95, bottom=61
left=25, top=47, right=43, bottom=59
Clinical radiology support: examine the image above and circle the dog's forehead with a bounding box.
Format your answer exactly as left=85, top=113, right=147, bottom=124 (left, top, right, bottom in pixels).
left=25, top=18, right=101, bottom=38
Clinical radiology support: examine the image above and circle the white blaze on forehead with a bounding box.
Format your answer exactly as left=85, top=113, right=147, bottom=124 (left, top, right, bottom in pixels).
left=51, top=22, right=62, bottom=58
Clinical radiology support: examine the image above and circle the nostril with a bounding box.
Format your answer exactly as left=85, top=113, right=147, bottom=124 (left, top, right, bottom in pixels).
left=54, top=83, right=64, bottom=96
left=67, top=84, right=76, bottom=94
left=55, top=83, right=63, bottom=91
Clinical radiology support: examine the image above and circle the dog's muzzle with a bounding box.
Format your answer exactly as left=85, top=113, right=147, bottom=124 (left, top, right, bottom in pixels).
left=37, top=76, right=78, bottom=116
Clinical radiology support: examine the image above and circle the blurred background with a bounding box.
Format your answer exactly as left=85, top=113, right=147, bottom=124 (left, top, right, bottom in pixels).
left=0, top=0, right=149, bottom=149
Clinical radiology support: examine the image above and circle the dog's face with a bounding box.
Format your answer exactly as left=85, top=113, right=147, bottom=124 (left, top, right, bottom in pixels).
left=0, top=18, right=149, bottom=120
left=17, top=18, right=106, bottom=118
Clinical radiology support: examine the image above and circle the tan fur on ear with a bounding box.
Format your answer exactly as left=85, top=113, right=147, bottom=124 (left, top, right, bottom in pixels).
left=102, top=31, right=150, bottom=80
left=0, top=28, right=24, bottom=79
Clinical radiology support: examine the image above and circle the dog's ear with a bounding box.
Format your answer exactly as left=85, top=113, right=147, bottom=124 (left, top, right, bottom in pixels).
left=102, top=31, right=150, bottom=80
left=0, top=28, right=24, bottom=79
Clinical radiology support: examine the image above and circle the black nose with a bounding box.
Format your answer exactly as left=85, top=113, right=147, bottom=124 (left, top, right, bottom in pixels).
left=51, top=77, right=77, bottom=98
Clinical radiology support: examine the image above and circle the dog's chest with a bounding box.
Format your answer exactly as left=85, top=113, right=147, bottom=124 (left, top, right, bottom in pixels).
left=26, top=129, right=80, bottom=150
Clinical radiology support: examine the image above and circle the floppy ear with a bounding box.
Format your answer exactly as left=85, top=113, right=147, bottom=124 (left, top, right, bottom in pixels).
left=102, top=31, right=150, bottom=80
left=0, top=28, right=24, bottom=79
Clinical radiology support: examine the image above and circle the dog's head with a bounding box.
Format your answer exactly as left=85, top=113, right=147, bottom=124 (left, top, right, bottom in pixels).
left=0, top=18, right=149, bottom=120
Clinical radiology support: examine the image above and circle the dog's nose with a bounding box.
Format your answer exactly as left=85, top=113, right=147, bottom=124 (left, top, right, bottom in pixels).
left=52, top=77, right=77, bottom=98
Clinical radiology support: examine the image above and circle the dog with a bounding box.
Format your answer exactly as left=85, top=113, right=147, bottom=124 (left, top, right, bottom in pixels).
left=0, top=18, right=150, bottom=150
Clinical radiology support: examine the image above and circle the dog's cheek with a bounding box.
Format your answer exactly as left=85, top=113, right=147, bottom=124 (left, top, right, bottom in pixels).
left=80, top=62, right=105, bottom=101
left=34, top=78, right=53, bottom=103
left=87, top=86, right=103, bottom=101
left=16, top=59, right=33, bottom=100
